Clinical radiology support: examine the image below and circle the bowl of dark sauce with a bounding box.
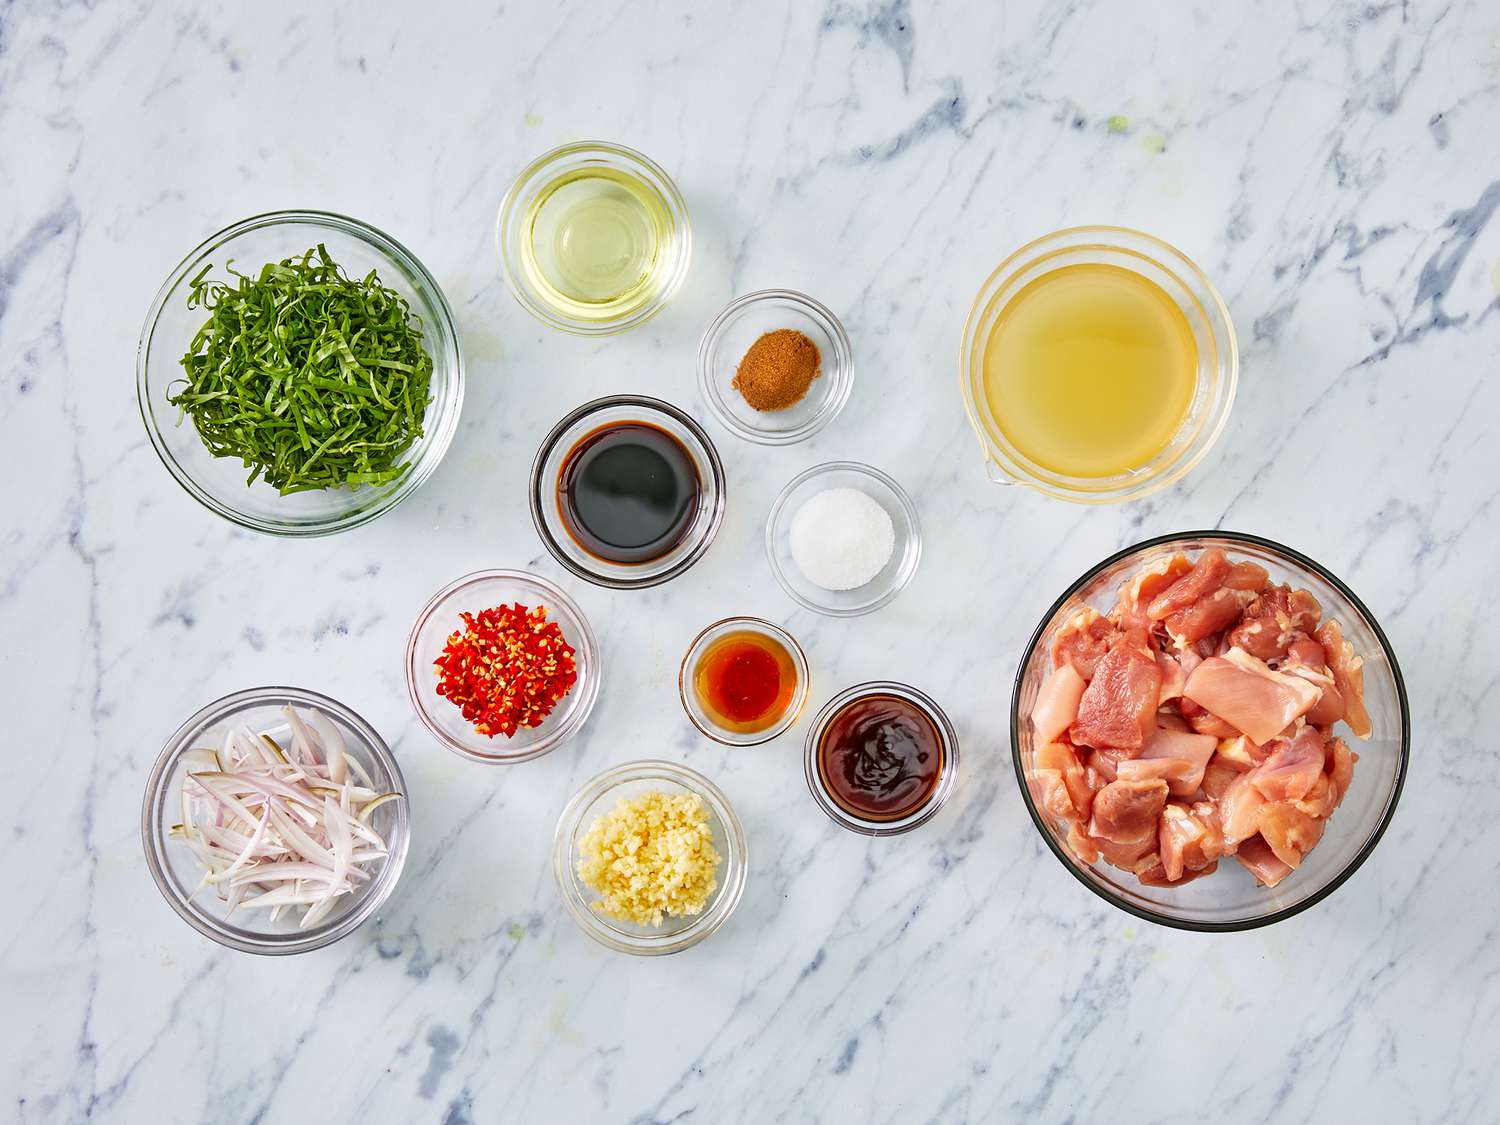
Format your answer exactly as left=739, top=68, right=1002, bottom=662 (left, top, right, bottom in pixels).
left=532, top=395, right=726, bottom=589
left=804, top=681, right=959, bottom=836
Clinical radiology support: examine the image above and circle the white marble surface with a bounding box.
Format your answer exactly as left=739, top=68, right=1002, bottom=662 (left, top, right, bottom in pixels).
left=3, top=1, right=1498, bottom=1121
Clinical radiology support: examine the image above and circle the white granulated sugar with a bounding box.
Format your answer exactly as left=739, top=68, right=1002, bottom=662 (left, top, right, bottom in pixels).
left=788, top=487, right=896, bottom=591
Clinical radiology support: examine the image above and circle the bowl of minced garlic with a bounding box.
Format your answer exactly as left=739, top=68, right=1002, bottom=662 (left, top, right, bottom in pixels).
left=554, top=760, right=747, bottom=954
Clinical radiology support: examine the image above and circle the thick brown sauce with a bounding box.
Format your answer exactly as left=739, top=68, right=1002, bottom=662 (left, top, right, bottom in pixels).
left=817, top=693, right=944, bottom=822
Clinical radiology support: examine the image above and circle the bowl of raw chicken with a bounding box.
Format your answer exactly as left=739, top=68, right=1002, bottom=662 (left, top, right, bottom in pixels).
left=1012, top=532, right=1408, bottom=931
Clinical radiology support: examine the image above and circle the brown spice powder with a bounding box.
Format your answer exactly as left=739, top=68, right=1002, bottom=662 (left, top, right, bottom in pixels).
left=731, top=328, right=822, bottom=412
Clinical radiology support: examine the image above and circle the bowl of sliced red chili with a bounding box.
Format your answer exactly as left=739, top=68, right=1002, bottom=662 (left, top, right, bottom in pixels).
left=406, top=569, right=601, bottom=764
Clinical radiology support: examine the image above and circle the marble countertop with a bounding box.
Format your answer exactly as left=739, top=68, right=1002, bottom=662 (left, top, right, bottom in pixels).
left=4, top=1, right=1498, bottom=1121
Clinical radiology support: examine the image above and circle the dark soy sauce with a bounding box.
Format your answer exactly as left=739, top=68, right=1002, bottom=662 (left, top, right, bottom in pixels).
left=558, top=421, right=701, bottom=564
left=817, top=694, right=944, bottom=822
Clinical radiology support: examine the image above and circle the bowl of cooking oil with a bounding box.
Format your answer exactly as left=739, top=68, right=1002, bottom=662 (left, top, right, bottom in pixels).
left=497, top=141, right=692, bottom=336
left=960, top=226, right=1238, bottom=504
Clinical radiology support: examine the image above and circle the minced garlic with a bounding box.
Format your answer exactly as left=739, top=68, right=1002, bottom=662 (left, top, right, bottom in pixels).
left=577, top=790, right=721, bottom=926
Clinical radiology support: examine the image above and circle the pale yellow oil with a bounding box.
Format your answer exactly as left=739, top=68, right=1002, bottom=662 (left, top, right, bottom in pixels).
left=520, top=167, right=671, bottom=323
left=982, top=263, right=1198, bottom=478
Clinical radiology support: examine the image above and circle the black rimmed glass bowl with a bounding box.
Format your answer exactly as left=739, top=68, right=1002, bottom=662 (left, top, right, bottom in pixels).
left=1011, top=531, right=1408, bottom=931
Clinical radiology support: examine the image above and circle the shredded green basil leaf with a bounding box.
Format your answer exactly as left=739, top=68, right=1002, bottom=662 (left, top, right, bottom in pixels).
left=169, top=244, right=435, bottom=494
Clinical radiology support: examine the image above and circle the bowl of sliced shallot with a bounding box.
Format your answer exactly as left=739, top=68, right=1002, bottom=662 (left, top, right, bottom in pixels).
left=1012, top=531, right=1408, bottom=931
left=142, top=686, right=411, bottom=954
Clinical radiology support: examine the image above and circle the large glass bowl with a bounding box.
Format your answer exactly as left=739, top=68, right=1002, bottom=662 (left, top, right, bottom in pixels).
left=405, top=569, right=601, bottom=764
left=1011, top=531, right=1409, bottom=931
left=553, top=760, right=748, bottom=955
left=141, top=686, right=411, bottom=955
left=961, top=226, right=1237, bottom=504
left=137, top=210, right=464, bottom=537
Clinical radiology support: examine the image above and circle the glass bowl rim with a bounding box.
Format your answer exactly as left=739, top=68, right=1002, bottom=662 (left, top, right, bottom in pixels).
left=958, top=224, right=1238, bottom=505
left=140, top=684, right=412, bottom=955
left=764, top=460, right=923, bottom=617
left=528, top=394, right=727, bottom=590
left=404, top=567, right=602, bottom=764
left=551, top=757, right=749, bottom=955
left=135, top=207, right=465, bottom=538
left=695, top=288, right=855, bottom=446
left=494, top=139, right=692, bottom=337
left=1009, top=529, right=1411, bottom=932
left=803, top=679, right=961, bottom=836
left=677, top=615, right=812, bottom=746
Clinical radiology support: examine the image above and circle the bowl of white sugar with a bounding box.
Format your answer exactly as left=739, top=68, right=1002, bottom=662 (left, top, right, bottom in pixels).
left=765, top=461, right=922, bottom=616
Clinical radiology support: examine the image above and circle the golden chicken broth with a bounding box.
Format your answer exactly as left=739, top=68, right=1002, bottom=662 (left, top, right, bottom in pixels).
left=982, top=262, right=1197, bottom=478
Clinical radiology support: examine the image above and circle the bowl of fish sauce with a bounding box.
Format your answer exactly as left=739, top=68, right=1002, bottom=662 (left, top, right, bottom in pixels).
left=530, top=395, right=726, bottom=589
left=805, top=682, right=959, bottom=835
left=960, top=226, right=1237, bottom=504
left=679, top=617, right=810, bottom=746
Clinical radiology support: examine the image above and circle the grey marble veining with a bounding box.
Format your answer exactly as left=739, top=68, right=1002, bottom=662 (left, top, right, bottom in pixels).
left=2, top=1, right=1498, bottom=1122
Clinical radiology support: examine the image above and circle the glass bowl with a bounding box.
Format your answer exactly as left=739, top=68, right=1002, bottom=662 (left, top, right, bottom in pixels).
left=553, top=759, right=748, bottom=955
left=696, top=289, right=854, bottom=445
left=141, top=686, right=411, bottom=955
left=960, top=225, right=1237, bottom=504
left=678, top=616, right=811, bottom=746
left=766, top=461, right=921, bottom=617
left=137, top=210, right=464, bottom=537
left=1012, top=531, right=1410, bottom=931
left=405, top=569, right=601, bottom=764
left=530, top=395, right=726, bottom=589
left=804, top=681, right=960, bottom=836
left=496, top=140, right=692, bottom=335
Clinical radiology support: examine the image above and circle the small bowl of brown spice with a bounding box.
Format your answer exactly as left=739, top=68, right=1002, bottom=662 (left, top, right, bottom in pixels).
left=697, top=289, right=853, bottom=445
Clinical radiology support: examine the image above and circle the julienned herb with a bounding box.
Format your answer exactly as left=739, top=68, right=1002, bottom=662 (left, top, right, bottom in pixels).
left=169, top=244, right=435, bottom=494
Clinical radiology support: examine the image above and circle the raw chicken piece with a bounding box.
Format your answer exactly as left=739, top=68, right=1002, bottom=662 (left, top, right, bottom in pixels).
left=1184, top=707, right=1242, bottom=739
left=1292, top=773, right=1337, bottom=819
left=1218, top=771, right=1267, bottom=851
left=1183, top=647, right=1321, bottom=745
left=1235, top=835, right=1294, bottom=887
left=1164, top=586, right=1251, bottom=645
left=1159, top=801, right=1224, bottom=881
left=1156, top=706, right=1193, bottom=731
left=1250, top=725, right=1327, bottom=802
left=1069, top=631, right=1162, bottom=753
left=1117, top=758, right=1192, bottom=784
left=1139, top=858, right=1219, bottom=886
left=1257, top=801, right=1325, bottom=868
left=1156, top=645, right=1202, bottom=703
left=1085, top=747, right=1126, bottom=785
left=1050, top=608, right=1119, bottom=680
left=1031, top=663, right=1087, bottom=745
left=1088, top=778, right=1168, bottom=865
left=1223, top=560, right=1271, bottom=591
left=1066, top=819, right=1100, bottom=865
left=1202, top=762, right=1238, bottom=801
left=1315, top=620, right=1372, bottom=738
left=1224, top=585, right=1321, bottom=661
left=1116, top=554, right=1192, bottom=629
left=1139, top=726, right=1217, bottom=796
left=1213, top=734, right=1268, bottom=773
left=1029, top=769, right=1076, bottom=822
left=1327, top=737, right=1358, bottom=807
left=1035, top=741, right=1092, bottom=819
left=1146, top=547, right=1230, bottom=620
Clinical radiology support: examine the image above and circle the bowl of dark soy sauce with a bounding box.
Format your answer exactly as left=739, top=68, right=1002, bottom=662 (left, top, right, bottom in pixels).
left=531, top=395, right=727, bottom=589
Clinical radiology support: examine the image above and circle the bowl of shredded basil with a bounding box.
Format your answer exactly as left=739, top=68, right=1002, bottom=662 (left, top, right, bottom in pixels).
left=137, top=210, right=464, bottom=536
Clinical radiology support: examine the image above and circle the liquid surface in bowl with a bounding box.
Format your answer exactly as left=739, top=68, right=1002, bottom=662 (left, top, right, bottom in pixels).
left=983, top=262, right=1196, bottom=478
left=558, top=421, right=701, bottom=564
left=693, top=630, right=798, bottom=733
left=521, top=167, right=670, bottom=317
left=818, top=693, right=944, bottom=821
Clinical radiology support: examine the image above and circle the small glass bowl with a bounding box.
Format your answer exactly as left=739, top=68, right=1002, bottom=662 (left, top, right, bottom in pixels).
left=678, top=616, right=811, bottom=746
left=766, top=461, right=921, bottom=616
left=696, top=289, right=854, bottom=445
left=496, top=140, right=692, bottom=335
left=804, top=681, right=960, bottom=836
left=1012, top=531, right=1410, bottom=931
left=141, top=686, right=412, bottom=955
left=553, top=760, right=748, bottom=955
left=530, top=395, right=726, bottom=590
left=960, top=225, right=1237, bottom=504
left=137, top=210, right=464, bottom=537
left=405, top=569, right=601, bottom=764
